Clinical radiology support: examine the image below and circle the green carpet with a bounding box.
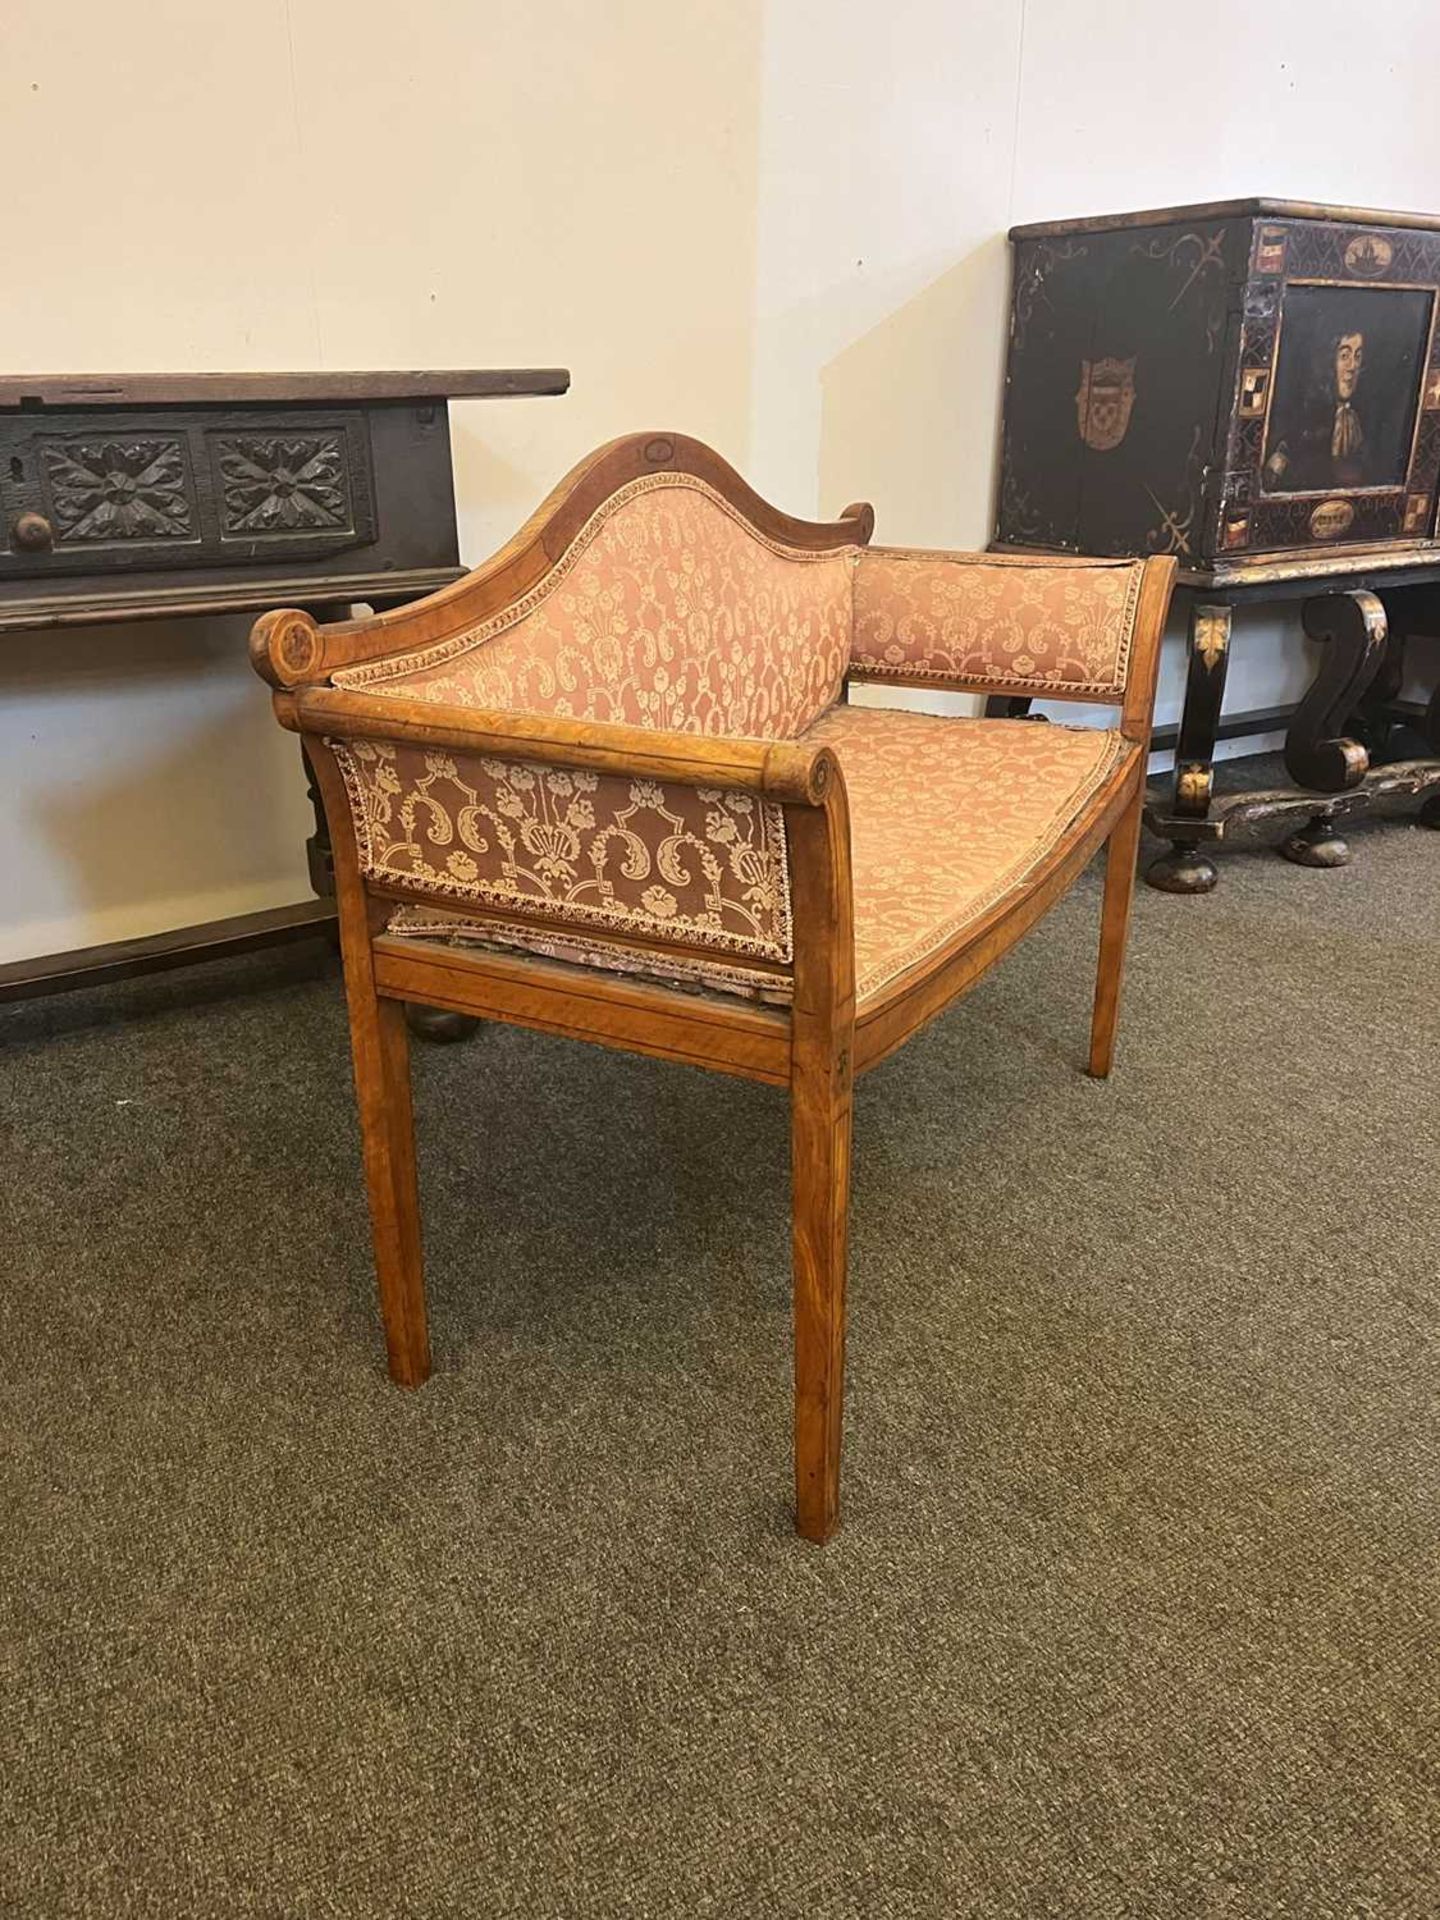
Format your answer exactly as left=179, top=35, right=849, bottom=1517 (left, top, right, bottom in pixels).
left=3, top=801, right=1437, bottom=1917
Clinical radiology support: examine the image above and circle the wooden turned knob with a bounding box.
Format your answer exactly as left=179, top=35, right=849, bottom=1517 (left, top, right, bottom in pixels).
left=11, top=511, right=54, bottom=552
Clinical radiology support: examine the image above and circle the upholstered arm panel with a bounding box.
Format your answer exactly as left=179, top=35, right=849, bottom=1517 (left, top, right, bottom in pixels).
left=330, top=735, right=794, bottom=968
left=850, top=548, right=1147, bottom=701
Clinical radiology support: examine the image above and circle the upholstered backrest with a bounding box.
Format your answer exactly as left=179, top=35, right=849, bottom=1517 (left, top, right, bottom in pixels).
left=851, top=548, right=1145, bottom=700
left=334, top=473, right=858, bottom=740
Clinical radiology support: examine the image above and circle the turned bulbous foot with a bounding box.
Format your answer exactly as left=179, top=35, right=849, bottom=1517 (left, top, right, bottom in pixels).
left=1146, top=844, right=1218, bottom=894
left=1279, top=816, right=1350, bottom=868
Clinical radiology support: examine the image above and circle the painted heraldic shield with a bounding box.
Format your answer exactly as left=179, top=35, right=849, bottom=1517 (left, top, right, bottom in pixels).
left=1076, top=356, right=1137, bottom=452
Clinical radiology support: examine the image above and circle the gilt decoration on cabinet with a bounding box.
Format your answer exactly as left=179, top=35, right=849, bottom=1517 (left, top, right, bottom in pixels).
left=993, top=200, right=1440, bottom=893
left=996, top=200, right=1440, bottom=570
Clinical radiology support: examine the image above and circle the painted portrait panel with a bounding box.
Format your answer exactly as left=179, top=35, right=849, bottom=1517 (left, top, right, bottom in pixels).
left=1261, top=284, right=1434, bottom=495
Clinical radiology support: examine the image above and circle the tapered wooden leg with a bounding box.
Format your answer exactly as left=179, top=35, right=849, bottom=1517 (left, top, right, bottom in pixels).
left=1088, top=782, right=1145, bottom=1080
left=791, top=1043, right=853, bottom=1545
left=345, top=980, right=431, bottom=1386
left=786, top=788, right=856, bottom=1545
left=304, top=740, right=433, bottom=1387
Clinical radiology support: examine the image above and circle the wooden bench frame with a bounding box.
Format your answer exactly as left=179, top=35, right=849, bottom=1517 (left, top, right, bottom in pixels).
left=252, top=433, right=1176, bottom=1543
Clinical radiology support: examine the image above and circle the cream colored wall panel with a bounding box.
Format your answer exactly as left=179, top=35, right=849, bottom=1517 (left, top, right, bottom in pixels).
left=283, top=0, right=763, bottom=564
left=0, top=622, right=317, bottom=966
left=0, top=1, right=763, bottom=962
left=1011, top=0, right=1440, bottom=225
left=6, top=0, right=1438, bottom=965
left=750, top=2, right=1023, bottom=537
left=1, top=2, right=321, bottom=368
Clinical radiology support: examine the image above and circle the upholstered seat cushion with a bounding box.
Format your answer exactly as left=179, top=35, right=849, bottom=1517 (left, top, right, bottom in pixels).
left=805, top=707, right=1130, bottom=1000
left=387, top=707, right=1132, bottom=1009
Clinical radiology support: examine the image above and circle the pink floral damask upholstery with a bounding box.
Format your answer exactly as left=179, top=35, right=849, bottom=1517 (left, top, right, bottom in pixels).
left=806, top=709, right=1129, bottom=999
left=334, top=472, right=855, bottom=738
left=333, top=737, right=792, bottom=972
left=851, top=548, right=1143, bottom=698
left=327, top=476, right=1141, bottom=1008
left=384, top=710, right=1133, bottom=1009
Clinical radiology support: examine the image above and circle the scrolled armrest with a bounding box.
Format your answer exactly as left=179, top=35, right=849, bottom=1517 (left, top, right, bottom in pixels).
left=289, top=685, right=837, bottom=807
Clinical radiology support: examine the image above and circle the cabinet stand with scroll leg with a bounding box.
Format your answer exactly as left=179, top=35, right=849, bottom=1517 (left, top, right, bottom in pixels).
left=1146, top=602, right=1233, bottom=893
left=1142, top=566, right=1440, bottom=892
left=1354, top=580, right=1440, bottom=830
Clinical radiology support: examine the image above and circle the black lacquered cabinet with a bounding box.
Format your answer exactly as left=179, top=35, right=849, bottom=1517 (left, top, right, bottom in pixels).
left=995, top=198, right=1440, bottom=579
left=990, top=203, right=1440, bottom=893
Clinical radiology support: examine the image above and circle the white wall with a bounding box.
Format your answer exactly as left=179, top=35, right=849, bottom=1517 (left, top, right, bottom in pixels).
left=0, top=0, right=763, bottom=964
left=751, top=0, right=1440, bottom=734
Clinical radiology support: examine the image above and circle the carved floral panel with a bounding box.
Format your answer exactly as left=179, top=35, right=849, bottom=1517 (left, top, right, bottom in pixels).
left=41, top=438, right=194, bottom=542
left=215, top=433, right=353, bottom=535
